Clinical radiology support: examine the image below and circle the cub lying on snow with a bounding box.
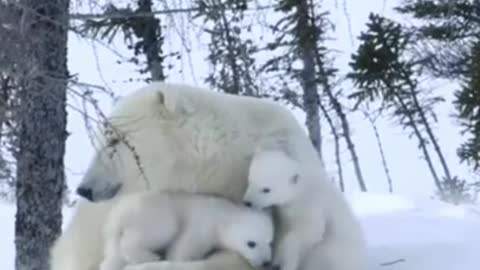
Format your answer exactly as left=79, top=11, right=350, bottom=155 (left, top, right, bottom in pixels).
left=100, top=191, right=274, bottom=270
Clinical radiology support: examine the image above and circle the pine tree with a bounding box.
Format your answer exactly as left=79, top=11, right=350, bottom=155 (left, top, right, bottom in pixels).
left=78, top=0, right=165, bottom=81
left=396, top=0, right=480, bottom=172
left=195, top=0, right=260, bottom=96
left=262, top=0, right=367, bottom=190
left=348, top=13, right=451, bottom=198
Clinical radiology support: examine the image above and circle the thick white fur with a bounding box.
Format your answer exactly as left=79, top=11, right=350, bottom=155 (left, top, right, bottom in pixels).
left=49, top=82, right=348, bottom=270
left=244, top=150, right=367, bottom=270
left=100, top=191, right=273, bottom=270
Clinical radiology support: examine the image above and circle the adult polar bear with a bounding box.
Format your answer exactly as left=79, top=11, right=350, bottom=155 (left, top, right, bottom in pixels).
left=50, top=82, right=364, bottom=270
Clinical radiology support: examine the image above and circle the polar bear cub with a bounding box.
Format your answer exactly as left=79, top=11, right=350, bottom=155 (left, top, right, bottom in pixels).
left=243, top=149, right=366, bottom=270
left=100, top=191, right=274, bottom=270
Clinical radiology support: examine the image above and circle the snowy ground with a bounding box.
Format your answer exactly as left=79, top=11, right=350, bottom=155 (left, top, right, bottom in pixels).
left=1, top=192, right=479, bottom=270
left=349, top=193, right=480, bottom=270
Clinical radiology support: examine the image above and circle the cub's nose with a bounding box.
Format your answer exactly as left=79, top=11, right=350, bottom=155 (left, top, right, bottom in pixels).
left=243, top=201, right=252, bottom=207
left=76, top=187, right=93, bottom=201
left=262, top=261, right=271, bottom=268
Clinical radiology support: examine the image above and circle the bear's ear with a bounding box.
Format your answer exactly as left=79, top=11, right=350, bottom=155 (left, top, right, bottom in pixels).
left=290, top=173, right=299, bottom=185
left=157, top=90, right=176, bottom=113
left=156, top=90, right=175, bottom=113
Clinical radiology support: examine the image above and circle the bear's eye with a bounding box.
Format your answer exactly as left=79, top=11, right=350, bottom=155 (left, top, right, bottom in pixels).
left=261, top=188, right=271, bottom=194
left=247, top=241, right=257, bottom=249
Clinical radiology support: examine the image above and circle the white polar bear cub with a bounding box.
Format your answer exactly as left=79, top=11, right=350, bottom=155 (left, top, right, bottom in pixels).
left=243, top=149, right=367, bottom=270
left=101, top=191, right=274, bottom=270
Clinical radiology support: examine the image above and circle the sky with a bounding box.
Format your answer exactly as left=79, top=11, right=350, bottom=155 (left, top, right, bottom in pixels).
left=63, top=0, right=476, bottom=202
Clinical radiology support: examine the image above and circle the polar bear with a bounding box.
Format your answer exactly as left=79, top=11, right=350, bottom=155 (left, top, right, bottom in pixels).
left=100, top=191, right=273, bottom=270
left=50, top=82, right=357, bottom=270
left=243, top=149, right=367, bottom=270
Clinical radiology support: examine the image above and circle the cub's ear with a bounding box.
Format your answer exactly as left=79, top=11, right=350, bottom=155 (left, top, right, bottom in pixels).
left=290, top=173, right=299, bottom=184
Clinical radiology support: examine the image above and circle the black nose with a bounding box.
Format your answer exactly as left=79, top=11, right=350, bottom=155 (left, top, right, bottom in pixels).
left=243, top=201, right=252, bottom=207
left=76, top=187, right=93, bottom=201
left=262, top=261, right=271, bottom=268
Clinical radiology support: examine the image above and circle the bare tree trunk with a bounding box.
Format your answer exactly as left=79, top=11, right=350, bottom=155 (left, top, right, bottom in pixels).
left=15, top=1, right=69, bottom=270
left=363, top=110, right=394, bottom=193
left=393, top=92, right=444, bottom=196
left=318, top=99, right=344, bottom=191
left=216, top=1, right=242, bottom=95
left=0, top=76, right=10, bottom=147
left=326, top=91, right=367, bottom=191
left=0, top=76, right=14, bottom=195
left=404, top=74, right=452, bottom=182
left=306, top=1, right=366, bottom=191
left=0, top=76, right=10, bottom=194
left=295, top=0, right=323, bottom=160
left=137, top=0, right=165, bottom=81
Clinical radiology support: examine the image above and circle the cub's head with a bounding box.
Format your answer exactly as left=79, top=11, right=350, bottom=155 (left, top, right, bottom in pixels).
left=221, top=209, right=273, bottom=268
left=243, top=150, right=303, bottom=209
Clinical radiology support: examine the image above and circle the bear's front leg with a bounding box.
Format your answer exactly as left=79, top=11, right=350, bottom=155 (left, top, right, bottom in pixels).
left=272, top=231, right=301, bottom=270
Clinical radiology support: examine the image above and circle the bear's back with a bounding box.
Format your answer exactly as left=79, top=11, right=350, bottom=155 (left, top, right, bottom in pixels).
left=107, top=83, right=311, bottom=202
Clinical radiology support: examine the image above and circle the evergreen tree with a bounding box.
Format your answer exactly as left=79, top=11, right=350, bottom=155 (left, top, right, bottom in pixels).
left=79, top=0, right=165, bottom=81
left=396, top=0, right=480, bottom=172
left=262, top=0, right=367, bottom=190
left=348, top=13, right=453, bottom=199
left=195, top=0, right=260, bottom=96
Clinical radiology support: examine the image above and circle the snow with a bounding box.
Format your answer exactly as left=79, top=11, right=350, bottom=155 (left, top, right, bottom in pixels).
left=349, top=193, right=480, bottom=270
left=2, top=193, right=479, bottom=270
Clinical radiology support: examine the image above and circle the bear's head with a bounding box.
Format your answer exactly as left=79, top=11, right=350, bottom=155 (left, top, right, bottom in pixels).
left=76, top=88, right=187, bottom=202
left=220, top=208, right=273, bottom=268
left=243, top=149, right=303, bottom=209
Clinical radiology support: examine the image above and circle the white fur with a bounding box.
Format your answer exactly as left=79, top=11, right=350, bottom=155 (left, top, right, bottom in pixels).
left=100, top=191, right=273, bottom=270
left=243, top=150, right=367, bottom=270
left=49, top=82, right=336, bottom=270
